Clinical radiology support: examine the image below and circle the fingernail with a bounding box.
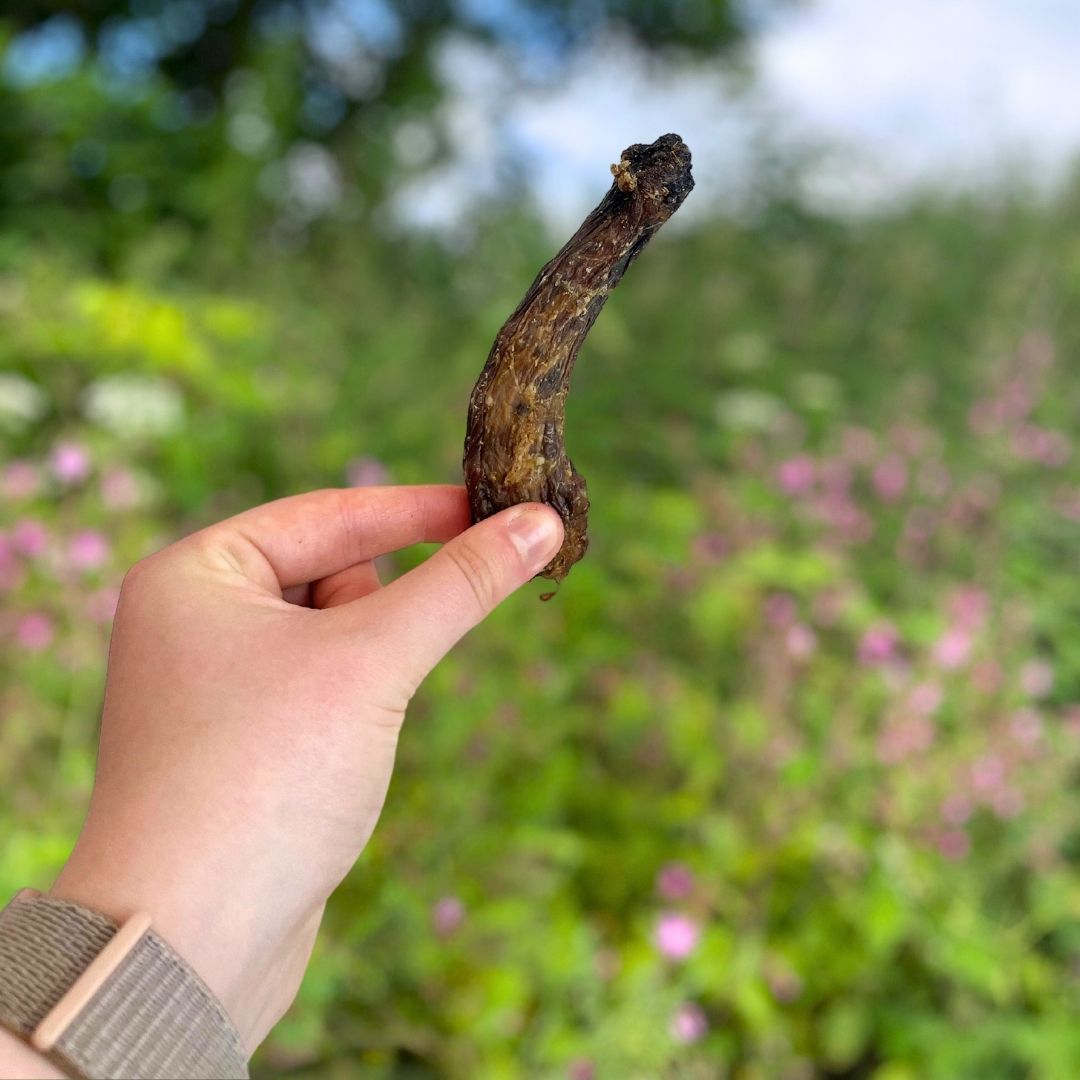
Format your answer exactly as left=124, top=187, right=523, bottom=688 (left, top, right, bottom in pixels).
left=507, top=507, right=563, bottom=568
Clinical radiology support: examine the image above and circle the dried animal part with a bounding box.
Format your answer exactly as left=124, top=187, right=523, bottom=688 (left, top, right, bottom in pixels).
left=463, top=133, right=694, bottom=588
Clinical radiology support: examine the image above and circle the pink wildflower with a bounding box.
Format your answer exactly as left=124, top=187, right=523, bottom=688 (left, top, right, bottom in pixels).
left=655, top=862, right=695, bottom=902
left=346, top=456, right=390, bottom=487
left=692, top=532, right=729, bottom=562
left=818, top=458, right=853, bottom=494
left=101, top=468, right=142, bottom=509
left=567, top=1059, right=596, bottom=1080
left=812, top=588, right=846, bottom=627
left=1012, top=425, right=1071, bottom=468
left=933, top=627, right=972, bottom=670
left=908, top=681, right=943, bottom=717
left=764, top=593, right=797, bottom=628
left=1019, top=659, right=1054, bottom=699
left=940, top=793, right=972, bottom=826
left=1001, top=378, right=1033, bottom=421
left=1054, top=486, right=1080, bottom=522
left=872, top=454, right=908, bottom=503
left=1, top=460, right=40, bottom=498
left=858, top=622, right=899, bottom=665
left=840, top=426, right=878, bottom=464
left=432, top=896, right=464, bottom=936
left=786, top=623, right=818, bottom=661
left=85, top=586, right=121, bottom=625
left=904, top=507, right=938, bottom=544
left=972, top=660, right=1002, bottom=694
left=1064, top=706, right=1080, bottom=739
left=948, top=587, right=990, bottom=630
left=938, top=829, right=971, bottom=860
left=764, top=961, right=804, bottom=1003
left=654, top=913, right=700, bottom=961
left=908, top=716, right=935, bottom=751
left=820, top=494, right=874, bottom=543
left=68, top=530, right=110, bottom=571
left=0, top=535, right=22, bottom=591
left=11, top=519, right=48, bottom=557
left=51, top=442, right=91, bottom=484
left=670, top=1003, right=708, bottom=1044
left=1009, top=708, right=1043, bottom=751
left=1040, top=429, right=1072, bottom=467
left=971, top=754, right=1006, bottom=795
left=992, top=787, right=1024, bottom=820
left=876, top=717, right=934, bottom=764
left=776, top=455, right=815, bottom=495
left=888, top=423, right=933, bottom=456
left=16, top=612, right=55, bottom=651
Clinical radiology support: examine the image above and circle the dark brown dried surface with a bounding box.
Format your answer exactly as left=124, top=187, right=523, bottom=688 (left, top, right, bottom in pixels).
left=463, top=133, right=694, bottom=587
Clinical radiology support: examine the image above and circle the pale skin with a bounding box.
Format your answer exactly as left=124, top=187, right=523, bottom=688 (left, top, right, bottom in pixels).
left=0, top=485, right=564, bottom=1078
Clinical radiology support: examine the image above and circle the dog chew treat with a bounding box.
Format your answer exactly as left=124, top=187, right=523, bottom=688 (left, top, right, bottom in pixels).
left=463, top=133, right=694, bottom=590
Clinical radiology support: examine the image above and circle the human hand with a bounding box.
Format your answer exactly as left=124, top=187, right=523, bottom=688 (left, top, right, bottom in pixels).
left=47, top=485, right=563, bottom=1054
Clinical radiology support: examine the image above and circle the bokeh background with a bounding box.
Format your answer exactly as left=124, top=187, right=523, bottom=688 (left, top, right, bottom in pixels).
left=3, top=2, right=1080, bottom=1076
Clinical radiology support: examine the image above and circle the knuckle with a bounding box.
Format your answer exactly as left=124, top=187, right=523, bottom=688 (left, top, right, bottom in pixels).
left=443, top=537, right=503, bottom=614
left=332, top=489, right=366, bottom=558
left=184, top=528, right=266, bottom=581
left=116, top=551, right=170, bottom=622
left=182, top=531, right=221, bottom=564
left=119, top=553, right=157, bottom=595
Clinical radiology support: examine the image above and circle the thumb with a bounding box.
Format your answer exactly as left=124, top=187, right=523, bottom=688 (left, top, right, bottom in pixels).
left=360, top=503, right=564, bottom=689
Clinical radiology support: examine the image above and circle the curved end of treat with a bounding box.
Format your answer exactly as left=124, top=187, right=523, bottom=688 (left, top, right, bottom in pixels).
left=616, top=133, right=694, bottom=213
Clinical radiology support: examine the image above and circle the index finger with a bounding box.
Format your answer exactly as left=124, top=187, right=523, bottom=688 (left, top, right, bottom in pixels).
left=194, top=485, right=471, bottom=592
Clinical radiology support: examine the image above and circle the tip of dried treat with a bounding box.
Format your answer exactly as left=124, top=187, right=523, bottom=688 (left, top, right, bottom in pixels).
left=612, top=134, right=693, bottom=210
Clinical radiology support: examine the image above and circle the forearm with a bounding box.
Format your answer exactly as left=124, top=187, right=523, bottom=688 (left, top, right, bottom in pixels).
left=0, top=1026, right=67, bottom=1079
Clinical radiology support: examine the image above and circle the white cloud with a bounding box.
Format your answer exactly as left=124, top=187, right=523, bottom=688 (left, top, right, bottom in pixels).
left=509, top=35, right=765, bottom=228
left=758, top=0, right=1080, bottom=204
left=397, top=1, right=1080, bottom=228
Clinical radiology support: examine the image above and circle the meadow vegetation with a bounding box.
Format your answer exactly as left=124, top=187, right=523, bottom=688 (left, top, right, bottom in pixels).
left=3, top=43, right=1080, bottom=1077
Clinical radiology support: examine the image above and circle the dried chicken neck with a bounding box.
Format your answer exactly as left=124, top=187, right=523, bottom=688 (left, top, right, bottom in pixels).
left=463, top=133, right=694, bottom=587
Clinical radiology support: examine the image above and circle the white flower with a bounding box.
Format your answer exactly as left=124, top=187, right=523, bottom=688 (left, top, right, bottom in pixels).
left=82, top=375, right=184, bottom=438
left=0, top=374, right=47, bottom=431
left=283, top=142, right=343, bottom=216
left=228, top=112, right=274, bottom=157
left=714, top=388, right=784, bottom=432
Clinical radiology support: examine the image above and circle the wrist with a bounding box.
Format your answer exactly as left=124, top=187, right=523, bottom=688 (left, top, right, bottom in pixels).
left=48, top=858, right=322, bottom=1054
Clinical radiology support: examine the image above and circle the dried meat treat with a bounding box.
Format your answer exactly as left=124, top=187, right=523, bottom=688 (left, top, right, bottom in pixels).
left=463, top=133, right=694, bottom=589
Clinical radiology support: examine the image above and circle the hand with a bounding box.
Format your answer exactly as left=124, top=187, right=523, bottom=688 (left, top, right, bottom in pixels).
left=46, top=485, right=563, bottom=1054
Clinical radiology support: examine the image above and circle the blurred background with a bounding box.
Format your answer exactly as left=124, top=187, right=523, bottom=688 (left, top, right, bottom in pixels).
left=2, top=1, right=1080, bottom=1076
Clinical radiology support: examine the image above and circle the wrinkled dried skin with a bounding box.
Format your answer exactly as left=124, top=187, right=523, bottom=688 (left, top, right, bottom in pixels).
left=464, top=133, right=694, bottom=587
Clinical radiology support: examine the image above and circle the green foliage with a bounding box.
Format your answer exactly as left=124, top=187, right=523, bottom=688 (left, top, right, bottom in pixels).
left=4, top=118, right=1080, bottom=1079
left=0, top=0, right=782, bottom=266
